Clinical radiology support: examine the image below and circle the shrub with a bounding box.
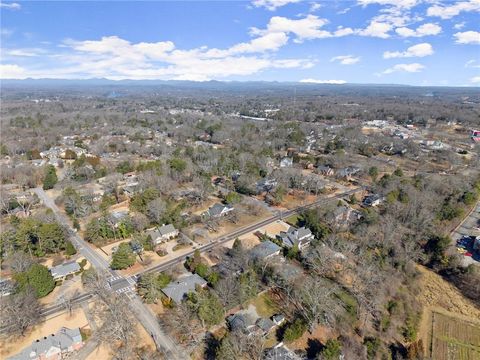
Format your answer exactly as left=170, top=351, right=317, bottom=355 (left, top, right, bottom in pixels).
left=283, top=318, right=307, bottom=342
left=65, top=241, right=77, bottom=256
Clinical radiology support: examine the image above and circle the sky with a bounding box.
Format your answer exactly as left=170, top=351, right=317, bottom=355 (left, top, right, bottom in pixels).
left=0, top=0, right=479, bottom=86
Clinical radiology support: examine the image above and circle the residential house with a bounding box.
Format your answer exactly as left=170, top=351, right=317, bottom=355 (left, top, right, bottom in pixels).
left=227, top=313, right=257, bottom=334
left=327, top=202, right=361, bottom=228
left=265, top=344, right=302, bottom=360
left=8, top=327, right=83, bottom=360
left=49, top=261, right=80, bottom=281
left=162, top=273, right=207, bottom=304
left=256, top=318, right=276, bottom=334
left=256, top=178, right=277, bottom=194
left=146, top=224, right=179, bottom=245
left=280, top=157, right=293, bottom=168
left=276, top=227, right=314, bottom=249
left=362, top=194, right=383, bottom=207
left=0, top=278, right=15, bottom=297
left=205, top=203, right=234, bottom=218
left=109, top=210, right=129, bottom=227
left=272, top=314, right=286, bottom=326
left=250, top=241, right=281, bottom=260
left=316, top=165, right=334, bottom=177
left=337, top=166, right=361, bottom=180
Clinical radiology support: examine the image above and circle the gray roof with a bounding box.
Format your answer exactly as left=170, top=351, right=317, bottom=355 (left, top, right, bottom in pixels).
left=50, top=261, right=80, bottom=278
left=158, top=224, right=177, bottom=236
left=265, top=346, right=302, bottom=360
left=227, top=313, right=256, bottom=332
left=256, top=318, right=276, bottom=332
left=207, top=203, right=233, bottom=217
left=162, top=273, right=207, bottom=303
left=0, top=278, right=15, bottom=296
left=250, top=240, right=281, bottom=259
left=9, top=327, right=82, bottom=360
left=277, top=227, right=313, bottom=248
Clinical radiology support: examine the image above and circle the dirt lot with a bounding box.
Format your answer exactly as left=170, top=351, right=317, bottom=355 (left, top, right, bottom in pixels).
left=0, top=308, right=89, bottom=359
left=86, top=323, right=156, bottom=360
left=222, top=220, right=291, bottom=250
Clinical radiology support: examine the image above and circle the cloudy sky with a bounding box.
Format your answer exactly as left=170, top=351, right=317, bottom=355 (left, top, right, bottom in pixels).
left=0, top=0, right=479, bottom=85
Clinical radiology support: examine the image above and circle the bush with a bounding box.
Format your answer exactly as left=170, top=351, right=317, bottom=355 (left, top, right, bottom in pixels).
left=283, top=318, right=307, bottom=342
left=42, top=165, right=58, bottom=190
left=364, top=337, right=381, bottom=360
left=461, top=191, right=477, bottom=206
left=78, top=259, right=87, bottom=269
left=14, top=263, right=55, bottom=298
left=321, top=339, right=342, bottom=360
left=65, top=241, right=77, bottom=256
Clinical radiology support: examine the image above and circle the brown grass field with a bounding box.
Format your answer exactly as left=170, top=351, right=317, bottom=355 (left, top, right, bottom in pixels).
left=430, top=311, right=480, bottom=360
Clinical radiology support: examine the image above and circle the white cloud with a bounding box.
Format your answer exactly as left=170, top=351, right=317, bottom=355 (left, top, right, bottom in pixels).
left=465, top=59, right=480, bottom=68
left=0, top=2, right=21, bottom=10
left=383, top=43, right=434, bottom=58
left=395, top=23, right=442, bottom=37
left=0, top=28, right=13, bottom=37
left=3, top=48, right=46, bottom=57
left=310, top=2, right=322, bottom=12
left=358, top=21, right=393, bottom=38
left=251, top=0, right=300, bottom=11
left=454, top=30, right=480, bottom=44
left=454, top=21, right=466, bottom=30
left=382, top=63, right=425, bottom=74
left=427, top=0, right=480, bottom=19
left=471, top=76, right=480, bottom=83
left=330, top=55, right=361, bottom=65
left=251, top=15, right=330, bottom=42
left=300, top=78, right=347, bottom=84
left=0, top=64, right=27, bottom=78
left=0, top=35, right=314, bottom=80
left=357, top=0, right=418, bottom=8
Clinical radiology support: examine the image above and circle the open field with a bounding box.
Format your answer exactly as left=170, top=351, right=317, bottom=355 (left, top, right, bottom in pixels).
left=430, top=311, right=480, bottom=360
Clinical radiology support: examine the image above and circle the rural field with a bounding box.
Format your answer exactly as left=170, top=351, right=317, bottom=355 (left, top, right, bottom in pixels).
left=430, top=312, right=480, bottom=360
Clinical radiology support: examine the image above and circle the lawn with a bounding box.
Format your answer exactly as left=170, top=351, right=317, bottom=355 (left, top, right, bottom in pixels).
left=285, top=214, right=301, bottom=227
left=247, top=291, right=279, bottom=318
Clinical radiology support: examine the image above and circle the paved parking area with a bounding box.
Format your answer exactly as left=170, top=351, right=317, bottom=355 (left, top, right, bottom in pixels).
left=451, top=202, right=480, bottom=266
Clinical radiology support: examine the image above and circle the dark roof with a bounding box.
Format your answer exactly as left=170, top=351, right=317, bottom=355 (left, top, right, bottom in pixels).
left=162, top=273, right=207, bottom=303
left=207, top=203, right=233, bottom=217
left=250, top=240, right=281, bottom=259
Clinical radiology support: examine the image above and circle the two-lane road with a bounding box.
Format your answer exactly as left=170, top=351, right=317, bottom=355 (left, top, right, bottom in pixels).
left=33, top=188, right=187, bottom=360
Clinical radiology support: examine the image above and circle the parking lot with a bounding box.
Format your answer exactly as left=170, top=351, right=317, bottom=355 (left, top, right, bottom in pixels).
left=451, top=202, right=480, bottom=266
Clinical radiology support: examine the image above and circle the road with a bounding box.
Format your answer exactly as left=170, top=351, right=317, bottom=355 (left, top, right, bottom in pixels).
left=137, top=186, right=365, bottom=276
left=33, top=188, right=187, bottom=360
left=450, top=200, right=480, bottom=266
left=30, top=185, right=365, bottom=358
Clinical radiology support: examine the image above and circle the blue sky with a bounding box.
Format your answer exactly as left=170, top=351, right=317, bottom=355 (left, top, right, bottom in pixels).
left=0, top=0, right=479, bottom=85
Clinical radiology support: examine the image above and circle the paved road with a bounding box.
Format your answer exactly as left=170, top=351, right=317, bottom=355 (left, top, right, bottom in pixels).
left=137, top=186, right=365, bottom=276
left=451, top=201, right=480, bottom=266
left=33, top=188, right=187, bottom=360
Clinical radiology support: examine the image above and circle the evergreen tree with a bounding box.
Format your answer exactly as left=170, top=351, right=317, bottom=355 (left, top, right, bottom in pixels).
left=42, top=165, right=58, bottom=190
left=110, top=243, right=136, bottom=269
left=14, top=263, right=55, bottom=298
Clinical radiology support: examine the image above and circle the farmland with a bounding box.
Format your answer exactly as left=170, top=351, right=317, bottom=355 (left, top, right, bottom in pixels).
left=430, top=312, right=480, bottom=360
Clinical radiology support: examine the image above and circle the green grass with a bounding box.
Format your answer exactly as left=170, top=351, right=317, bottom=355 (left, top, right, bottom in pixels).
left=285, top=214, right=301, bottom=226
left=248, top=292, right=279, bottom=318
left=335, top=289, right=358, bottom=320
